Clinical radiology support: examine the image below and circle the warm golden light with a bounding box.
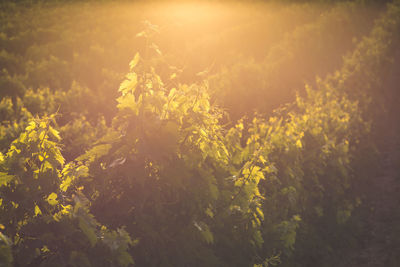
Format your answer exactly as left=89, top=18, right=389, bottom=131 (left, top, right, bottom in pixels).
left=0, top=0, right=395, bottom=266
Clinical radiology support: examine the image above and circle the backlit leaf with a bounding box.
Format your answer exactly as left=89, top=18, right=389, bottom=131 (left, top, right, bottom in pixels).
left=0, top=173, right=14, bottom=186
left=34, top=205, right=42, bottom=216
left=46, top=192, right=58, bottom=206
left=129, top=52, right=140, bottom=70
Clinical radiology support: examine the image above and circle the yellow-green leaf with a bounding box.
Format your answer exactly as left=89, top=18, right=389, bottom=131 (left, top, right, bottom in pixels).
left=46, top=192, right=59, bottom=206
left=34, top=205, right=42, bottom=216
left=296, top=139, right=302, bottom=148
left=0, top=172, right=15, bottom=186
left=129, top=52, right=140, bottom=70
left=205, top=207, right=214, bottom=218
left=61, top=177, right=72, bottom=192
left=117, top=94, right=138, bottom=113
left=49, top=127, right=61, bottom=141
left=79, top=218, right=97, bottom=247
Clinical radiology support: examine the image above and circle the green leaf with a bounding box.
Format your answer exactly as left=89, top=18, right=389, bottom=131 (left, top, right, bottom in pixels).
left=46, top=192, right=59, bottom=206
left=129, top=52, right=140, bottom=70
left=0, top=173, right=15, bottom=187
left=150, top=43, right=162, bottom=55
left=136, top=31, right=146, bottom=38
left=119, top=73, right=138, bottom=95
left=76, top=144, right=111, bottom=163
left=25, top=121, right=36, bottom=132
left=117, top=94, right=137, bottom=111
left=258, top=155, right=267, bottom=164
left=39, top=130, right=46, bottom=141
left=205, top=207, right=214, bottom=218
left=48, top=127, right=61, bottom=141
left=194, top=221, right=214, bottom=244
left=253, top=230, right=263, bottom=248
left=60, top=177, right=72, bottom=192
left=53, top=149, right=65, bottom=166
left=79, top=218, right=97, bottom=247
left=117, top=251, right=134, bottom=267
left=293, top=214, right=301, bottom=222
left=0, top=232, right=12, bottom=267
left=34, top=205, right=42, bottom=216
left=201, top=225, right=214, bottom=244
left=295, top=139, right=302, bottom=148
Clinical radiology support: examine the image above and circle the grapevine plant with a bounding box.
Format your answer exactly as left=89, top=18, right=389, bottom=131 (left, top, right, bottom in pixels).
left=0, top=1, right=399, bottom=266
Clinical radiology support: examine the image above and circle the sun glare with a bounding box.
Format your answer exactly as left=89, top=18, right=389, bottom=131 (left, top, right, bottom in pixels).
left=1, top=0, right=397, bottom=266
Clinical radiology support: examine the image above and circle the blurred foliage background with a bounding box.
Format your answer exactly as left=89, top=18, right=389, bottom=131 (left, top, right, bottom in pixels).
left=0, top=0, right=399, bottom=266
